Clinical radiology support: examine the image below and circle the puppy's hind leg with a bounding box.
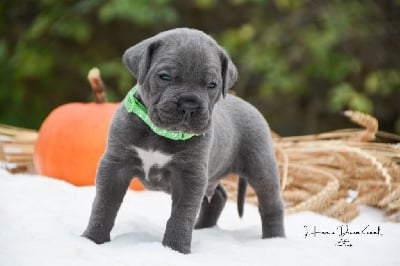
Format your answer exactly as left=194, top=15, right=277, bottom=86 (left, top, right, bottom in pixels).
left=245, top=154, right=285, bottom=238
left=195, top=184, right=227, bottom=229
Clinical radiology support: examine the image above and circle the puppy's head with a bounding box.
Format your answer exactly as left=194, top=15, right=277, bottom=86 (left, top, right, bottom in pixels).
left=123, top=28, right=238, bottom=135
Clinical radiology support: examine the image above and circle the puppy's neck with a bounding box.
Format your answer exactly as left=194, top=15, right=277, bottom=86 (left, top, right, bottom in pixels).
left=134, top=90, right=146, bottom=108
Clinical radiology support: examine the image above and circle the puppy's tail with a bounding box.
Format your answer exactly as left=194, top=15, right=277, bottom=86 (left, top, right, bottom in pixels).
left=237, top=177, right=247, bottom=218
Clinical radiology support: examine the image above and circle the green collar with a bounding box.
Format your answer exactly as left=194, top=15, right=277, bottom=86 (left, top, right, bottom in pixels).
left=125, top=84, right=197, bottom=141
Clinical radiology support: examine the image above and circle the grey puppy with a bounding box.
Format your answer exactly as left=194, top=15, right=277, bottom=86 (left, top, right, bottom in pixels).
left=82, top=28, right=285, bottom=254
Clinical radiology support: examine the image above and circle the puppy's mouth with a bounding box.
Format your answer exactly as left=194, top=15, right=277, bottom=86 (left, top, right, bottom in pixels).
left=149, top=102, right=211, bottom=135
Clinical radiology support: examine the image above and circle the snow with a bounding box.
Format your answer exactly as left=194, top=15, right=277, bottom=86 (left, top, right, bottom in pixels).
left=1, top=169, right=399, bottom=266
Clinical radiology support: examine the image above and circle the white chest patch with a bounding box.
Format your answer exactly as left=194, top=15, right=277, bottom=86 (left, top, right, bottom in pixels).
left=135, top=147, right=172, bottom=180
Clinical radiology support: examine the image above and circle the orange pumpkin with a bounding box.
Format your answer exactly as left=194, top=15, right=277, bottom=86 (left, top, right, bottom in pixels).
left=33, top=68, right=144, bottom=190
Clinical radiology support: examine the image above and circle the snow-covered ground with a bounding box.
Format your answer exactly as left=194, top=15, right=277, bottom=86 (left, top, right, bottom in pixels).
left=1, top=169, right=399, bottom=266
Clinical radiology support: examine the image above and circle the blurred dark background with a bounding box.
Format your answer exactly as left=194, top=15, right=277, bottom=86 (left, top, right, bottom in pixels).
left=1, top=0, right=399, bottom=136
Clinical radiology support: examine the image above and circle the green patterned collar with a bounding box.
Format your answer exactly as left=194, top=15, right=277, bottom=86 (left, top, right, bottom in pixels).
left=124, top=84, right=197, bottom=141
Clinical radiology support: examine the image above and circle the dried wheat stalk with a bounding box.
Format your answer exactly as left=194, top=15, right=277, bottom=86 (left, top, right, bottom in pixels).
left=0, top=124, right=37, bottom=173
left=224, top=110, right=399, bottom=223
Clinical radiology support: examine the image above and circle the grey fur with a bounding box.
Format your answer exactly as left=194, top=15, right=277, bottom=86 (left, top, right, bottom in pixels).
left=82, top=28, right=285, bottom=254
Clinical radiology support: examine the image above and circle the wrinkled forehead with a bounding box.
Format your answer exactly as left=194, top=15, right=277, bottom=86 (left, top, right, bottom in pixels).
left=153, top=38, right=222, bottom=75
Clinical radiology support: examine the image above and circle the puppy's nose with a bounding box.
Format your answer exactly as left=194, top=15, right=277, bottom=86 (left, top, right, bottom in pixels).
left=178, top=97, right=200, bottom=117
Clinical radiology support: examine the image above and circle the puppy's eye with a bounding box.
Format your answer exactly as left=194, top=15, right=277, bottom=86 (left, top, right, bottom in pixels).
left=207, top=82, right=217, bottom=89
left=159, top=73, right=172, bottom=81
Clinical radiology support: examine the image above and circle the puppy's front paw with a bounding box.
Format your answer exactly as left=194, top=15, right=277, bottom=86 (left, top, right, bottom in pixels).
left=162, top=218, right=193, bottom=254
left=162, top=236, right=191, bottom=254
left=81, top=230, right=111, bottom=244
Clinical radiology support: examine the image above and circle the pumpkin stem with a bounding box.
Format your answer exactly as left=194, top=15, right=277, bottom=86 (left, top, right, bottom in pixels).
left=88, top=67, right=107, bottom=103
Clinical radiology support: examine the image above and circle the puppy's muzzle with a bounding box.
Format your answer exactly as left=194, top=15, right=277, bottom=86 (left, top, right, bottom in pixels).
left=178, top=95, right=201, bottom=119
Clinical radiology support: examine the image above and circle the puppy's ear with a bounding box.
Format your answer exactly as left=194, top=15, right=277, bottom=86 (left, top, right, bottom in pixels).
left=220, top=49, right=238, bottom=98
left=123, top=38, right=162, bottom=84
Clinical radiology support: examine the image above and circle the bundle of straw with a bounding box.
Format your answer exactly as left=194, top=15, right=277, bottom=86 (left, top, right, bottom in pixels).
left=1, top=109, right=399, bottom=223
left=0, top=124, right=37, bottom=173
left=223, top=111, right=400, bottom=222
